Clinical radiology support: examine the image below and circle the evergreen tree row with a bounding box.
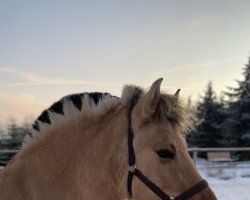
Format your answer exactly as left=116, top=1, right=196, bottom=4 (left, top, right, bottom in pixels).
left=187, top=57, right=250, bottom=150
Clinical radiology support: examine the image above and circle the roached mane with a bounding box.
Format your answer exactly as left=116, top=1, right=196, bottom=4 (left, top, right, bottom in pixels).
left=25, top=92, right=119, bottom=143
left=25, top=85, right=187, bottom=144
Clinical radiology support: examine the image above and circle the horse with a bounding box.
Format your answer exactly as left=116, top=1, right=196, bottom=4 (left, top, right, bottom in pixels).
left=0, top=78, right=217, bottom=200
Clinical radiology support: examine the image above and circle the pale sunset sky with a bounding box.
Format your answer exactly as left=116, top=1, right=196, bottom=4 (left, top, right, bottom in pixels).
left=1, top=0, right=250, bottom=127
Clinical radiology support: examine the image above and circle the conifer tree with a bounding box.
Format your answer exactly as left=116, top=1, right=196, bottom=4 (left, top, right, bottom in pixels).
left=224, top=57, right=250, bottom=147
left=0, top=125, right=4, bottom=135
left=7, top=119, right=26, bottom=149
left=188, top=81, right=225, bottom=147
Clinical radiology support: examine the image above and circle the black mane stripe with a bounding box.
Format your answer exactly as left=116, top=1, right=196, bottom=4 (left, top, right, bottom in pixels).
left=32, top=121, right=39, bottom=132
left=68, top=93, right=84, bottom=111
left=29, top=92, right=119, bottom=137
left=89, top=92, right=106, bottom=104
left=37, top=110, right=51, bottom=124
left=49, top=100, right=64, bottom=115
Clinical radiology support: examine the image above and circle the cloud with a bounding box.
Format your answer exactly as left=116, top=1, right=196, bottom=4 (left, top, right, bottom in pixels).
left=0, top=92, right=47, bottom=126
left=188, top=16, right=220, bottom=30
left=152, top=58, right=240, bottom=76
left=0, top=67, right=41, bottom=81
left=0, top=67, right=122, bottom=126
left=0, top=67, right=121, bottom=87
left=0, top=85, right=7, bottom=97
left=187, top=15, right=230, bottom=31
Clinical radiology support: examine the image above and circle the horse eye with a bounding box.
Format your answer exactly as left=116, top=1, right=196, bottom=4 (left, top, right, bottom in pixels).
left=156, top=150, right=175, bottom=159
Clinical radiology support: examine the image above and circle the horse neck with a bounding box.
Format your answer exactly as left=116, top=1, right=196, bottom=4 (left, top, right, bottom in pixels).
left=1, top=105, right=128, bottom=200
left=71, top=105, right=128, bottom=199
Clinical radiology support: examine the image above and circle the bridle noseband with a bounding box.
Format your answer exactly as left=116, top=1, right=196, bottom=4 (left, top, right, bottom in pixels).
left=126, top=95, right=208, bottom=200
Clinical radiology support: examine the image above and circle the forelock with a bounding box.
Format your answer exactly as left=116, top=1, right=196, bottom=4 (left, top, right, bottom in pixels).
left=155, top=94, right=189, bottom=135
left=121, top=84, right=144, bottom=106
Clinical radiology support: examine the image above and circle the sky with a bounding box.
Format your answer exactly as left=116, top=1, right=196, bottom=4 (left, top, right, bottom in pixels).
left=1, top=0, right=250, bottom=128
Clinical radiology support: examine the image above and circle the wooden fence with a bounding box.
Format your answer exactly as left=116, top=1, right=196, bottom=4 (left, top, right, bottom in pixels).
left=189, top=147, right=250, bottom=164
left=0, top=150, right=20, bottom=166
left=0, top=150, right=20, bottom=154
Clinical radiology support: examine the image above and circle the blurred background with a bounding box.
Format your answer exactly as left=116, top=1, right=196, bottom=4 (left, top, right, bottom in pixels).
left=0, top=1, right=250, bottom=199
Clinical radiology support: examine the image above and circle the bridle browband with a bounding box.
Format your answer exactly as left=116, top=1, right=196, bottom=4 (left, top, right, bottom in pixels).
left=126, top=94, right=208, bottom=200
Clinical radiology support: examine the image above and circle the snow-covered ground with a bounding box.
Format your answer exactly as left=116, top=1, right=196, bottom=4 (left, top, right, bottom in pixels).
left=197, top=159, right=250, bottom=200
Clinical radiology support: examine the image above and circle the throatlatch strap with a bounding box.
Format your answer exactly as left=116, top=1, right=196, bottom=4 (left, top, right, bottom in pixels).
left=127, top=115, right=135, bottom=167
left=127, top=93, right=141, bottom=167
left=174, top=179, right=208, bottom=200
left=127, top=92, right=142, bottom=196
left=127, top=171, right=134, bottom=196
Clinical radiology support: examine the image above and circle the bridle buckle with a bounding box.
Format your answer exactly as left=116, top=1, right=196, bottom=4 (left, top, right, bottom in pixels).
left=128, top=164, right=136, bottom=172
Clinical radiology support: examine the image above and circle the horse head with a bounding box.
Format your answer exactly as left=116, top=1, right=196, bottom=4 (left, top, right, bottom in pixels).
left=120, top=78, right=217, bottom=200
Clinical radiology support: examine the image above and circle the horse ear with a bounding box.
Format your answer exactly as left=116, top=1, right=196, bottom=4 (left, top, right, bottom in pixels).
left=174, top=89, right=181, bottom=99
left=142, top=78, right=163, bottom=120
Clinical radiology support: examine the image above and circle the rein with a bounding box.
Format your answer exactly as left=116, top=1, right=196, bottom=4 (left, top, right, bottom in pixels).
left=126, top=95, right=208, bottom=200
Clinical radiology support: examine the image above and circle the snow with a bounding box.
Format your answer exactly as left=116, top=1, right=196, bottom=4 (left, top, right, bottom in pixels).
left=197, top=159, right=250, bottom=200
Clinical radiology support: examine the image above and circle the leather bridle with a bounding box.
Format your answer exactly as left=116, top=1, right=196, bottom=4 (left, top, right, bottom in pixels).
left=126, top=94, right=208, bottom=200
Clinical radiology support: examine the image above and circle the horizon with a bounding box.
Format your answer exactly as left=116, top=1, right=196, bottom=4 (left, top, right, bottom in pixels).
left=1, top=0, right=250, bottom=127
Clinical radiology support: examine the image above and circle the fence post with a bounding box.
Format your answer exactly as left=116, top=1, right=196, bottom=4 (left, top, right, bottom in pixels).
left=193, top=151, right=197, bottom=165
